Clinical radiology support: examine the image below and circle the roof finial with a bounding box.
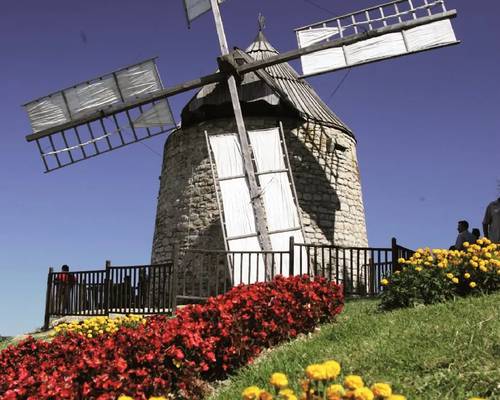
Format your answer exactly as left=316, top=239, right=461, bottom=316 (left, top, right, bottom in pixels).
left=258, top=13, right=266, bottom=32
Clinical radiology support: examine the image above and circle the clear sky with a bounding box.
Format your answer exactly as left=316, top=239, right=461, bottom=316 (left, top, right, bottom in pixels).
left=0, top=0, right=498, bottom=336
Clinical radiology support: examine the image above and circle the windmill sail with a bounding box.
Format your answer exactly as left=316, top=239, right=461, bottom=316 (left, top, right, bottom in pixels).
left=295, top=0, right=459, bottom=77
left=183, top=0, right=226, bottom=26
left=23, top=58, right=176, bottom=173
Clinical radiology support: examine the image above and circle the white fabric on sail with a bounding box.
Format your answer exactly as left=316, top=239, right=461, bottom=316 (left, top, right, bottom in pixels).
left=209, top=134, right=244, bottom=178
left=298, top=18, right=457, bottom=77
left=404, top=19, right=457, bottom=52
left=116, top=60, right=162, bottom=100
left=132, top=100, right=175, bottom=128
left=297, top=27, right=342, bottom=48
left=301, top=48, right=346, bottom=76
left=344, top=33, right=407, bottom=65
left=298, top=27, right=346, bottom=76
left=248, top=128, right=285, bottom=171
left=259, top=173, right=299, bottom=232
left=184, top=0, right=225, bottom=23
left=269, top=229, right=306, bottom=277
left=219, top=179, right=256, bottom=237
left=248, top=128, right=303, bottom=259
left=25, top=94, right=70, bottom=133
left=228, top=236, right=265, bottom=284
left=65, top=76, right=121, bottom=118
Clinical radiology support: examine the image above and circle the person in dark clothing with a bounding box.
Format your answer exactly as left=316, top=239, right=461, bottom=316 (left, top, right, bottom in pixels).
left=471, top=228, right=481, bottom=243
left=454, top=220, right=475, bottom=251
left=56, top=265, right=76, bottom=313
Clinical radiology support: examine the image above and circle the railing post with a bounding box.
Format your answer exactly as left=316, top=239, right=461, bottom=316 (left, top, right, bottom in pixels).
left=171, top=244, right=179, bottom=315
left=391, top=237, right=400, bottom=272
left=288, top=236, right=295, bottom=276
left=43, top=267, right=54, bottom=330
left=104, top=260, right=111, bottom=316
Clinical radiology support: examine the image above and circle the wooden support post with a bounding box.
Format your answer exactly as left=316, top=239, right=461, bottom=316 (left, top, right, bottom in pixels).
left=391, top=237, right=400, bottom=272
left=43, top=267, right=54, bottom=330
left=171, top=244, right=179, bottom=315
left=289, top=236, right=295, bottom=276
left=104, top=260, right=111, bottom=315
left=209, top=0, right=273, bottom=280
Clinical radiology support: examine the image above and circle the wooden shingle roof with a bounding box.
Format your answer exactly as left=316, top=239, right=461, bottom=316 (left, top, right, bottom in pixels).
left=181, top=31, right=353, bottom=137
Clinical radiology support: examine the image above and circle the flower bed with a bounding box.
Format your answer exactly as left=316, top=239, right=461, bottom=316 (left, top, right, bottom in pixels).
left=241, top=360, right=407, bottom=400
left=0, top=275, right=343, bottom=399
left=380, top=238, right=499, bottom=310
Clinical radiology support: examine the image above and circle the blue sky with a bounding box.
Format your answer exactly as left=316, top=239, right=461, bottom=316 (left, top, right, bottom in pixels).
left=0, top=0, right=498, bottom=336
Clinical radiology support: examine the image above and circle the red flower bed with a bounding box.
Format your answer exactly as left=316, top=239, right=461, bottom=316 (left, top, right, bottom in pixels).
left=0, top=275, right=343, bottom=399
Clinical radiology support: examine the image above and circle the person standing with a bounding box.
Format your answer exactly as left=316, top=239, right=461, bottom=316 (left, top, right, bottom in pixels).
left=483, top=198, right=500, bottom=243
left=454, top=220, right=475, bottom=250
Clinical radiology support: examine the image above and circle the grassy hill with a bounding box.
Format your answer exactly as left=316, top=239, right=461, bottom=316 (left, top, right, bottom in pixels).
left=208, top=293, right=500, bottom=400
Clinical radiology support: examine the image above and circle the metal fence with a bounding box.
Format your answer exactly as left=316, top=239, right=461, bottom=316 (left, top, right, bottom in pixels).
left=43, top=238, right=413, bottom=328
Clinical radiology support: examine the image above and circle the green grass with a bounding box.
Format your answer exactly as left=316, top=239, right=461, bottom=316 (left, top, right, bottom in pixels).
left=208, top=293, right=500, bottom=400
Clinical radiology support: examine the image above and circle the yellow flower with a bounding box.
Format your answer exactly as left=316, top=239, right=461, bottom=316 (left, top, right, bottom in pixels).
left=305, top=364, right=328, bottom=381
left=149, top=397, right=167, bottom=400
left=326, top=384, right=345, bottom=399
left=452, top=277, right=459, bottom=284
left=323, top=360, right=341, bottom=379
left=371, top=383, right=392, bottom=397
left=446, top=273, right=454, bottom=279
left=353, top=387, right=374, bottom=400
left=415, top=267, right=423, bottom=272
left=380, top=279, right=389, bottom=286
left=397, top=258, right=406, bottom=264
left=118, top=396, right=134, bottom=400
left=463, top=242, right=470, bottom=248
left=479, top=266, right=488, bottom=272
left=269, top=372, right=288, bottom=389
left=344, top=375, right=364, bottom=390
left=467, top=397, right=486, bottom=400
left=464, top=273, right=471, bottom=279
left=469, top=282, right=477, bottom=288
left=242, top=386, right=262, bottom=400
left=387, top=396, right=406, bottom=400
left=279, top=389, right=297, bottom=400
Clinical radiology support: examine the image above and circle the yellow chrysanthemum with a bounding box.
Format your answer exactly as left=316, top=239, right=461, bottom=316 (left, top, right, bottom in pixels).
left=464, top=273, right=471, bottom=279
left=305, top=364, right=328, bottom=381
left=370, top=382, right=392, bottom=397
left=323, top=360, right=341, bottom=379
left=380, top=279, right=389, bottom=286
left=353, top=387, right=374, bottom=400
left=452, top=277, right=459, bottom=284
left=279, top=388, right=297, bottom=400
left=269, top=372, right=288, bottom=389
left=386, top=395, right=406, bottom=400
left=118, top=396, right=134, bottom=400
left=446, top=273, right=454, bottom=279
left=326, top=384, right=345, bottom=399
left=469, top=281, right=477, bottom=288
left=344, top=375, right=364, bottom=390
left=242, top=386, right=262, bottom=400
left=149, top=397, right=167, bottom=400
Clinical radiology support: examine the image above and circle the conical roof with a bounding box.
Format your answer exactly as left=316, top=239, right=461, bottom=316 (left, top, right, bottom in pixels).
left=181, top=30, right=353, bottom=136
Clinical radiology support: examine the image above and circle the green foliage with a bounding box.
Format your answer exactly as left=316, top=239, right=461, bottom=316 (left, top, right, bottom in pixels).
left=379, top=267, right=455, bottom=309
left=209, top=294, right=500, bottom=400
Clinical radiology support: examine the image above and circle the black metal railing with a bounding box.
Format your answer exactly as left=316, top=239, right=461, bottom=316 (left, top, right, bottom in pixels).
left=43, top=238, right=412, bottom=328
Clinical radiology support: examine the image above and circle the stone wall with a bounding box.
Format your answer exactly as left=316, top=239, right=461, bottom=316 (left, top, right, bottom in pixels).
left=151, top=116, right=367, bottom=265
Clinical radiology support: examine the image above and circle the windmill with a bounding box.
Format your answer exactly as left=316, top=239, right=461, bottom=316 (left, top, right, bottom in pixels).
left=23, top=0, right=459, bottom=283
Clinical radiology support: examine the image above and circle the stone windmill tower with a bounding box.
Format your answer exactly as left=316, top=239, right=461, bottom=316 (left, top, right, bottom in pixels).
left=151, top=29, right=368, bottom=267
left=22, top=0, right=458, bottom=285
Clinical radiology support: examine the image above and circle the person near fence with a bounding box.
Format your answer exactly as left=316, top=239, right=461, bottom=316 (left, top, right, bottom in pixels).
left=483, top=197, right=500, bottom=243
left=55, top=265, right=76, bottom=313
left=452, top=220, right=475, bottom=251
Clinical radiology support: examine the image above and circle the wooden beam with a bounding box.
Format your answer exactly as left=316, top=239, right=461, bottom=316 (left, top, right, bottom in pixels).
left=237, top=10, right=457, bottom=75
left=209, top=0, right=274, bottom=274
left=26, top=71, right=226, bottom=142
